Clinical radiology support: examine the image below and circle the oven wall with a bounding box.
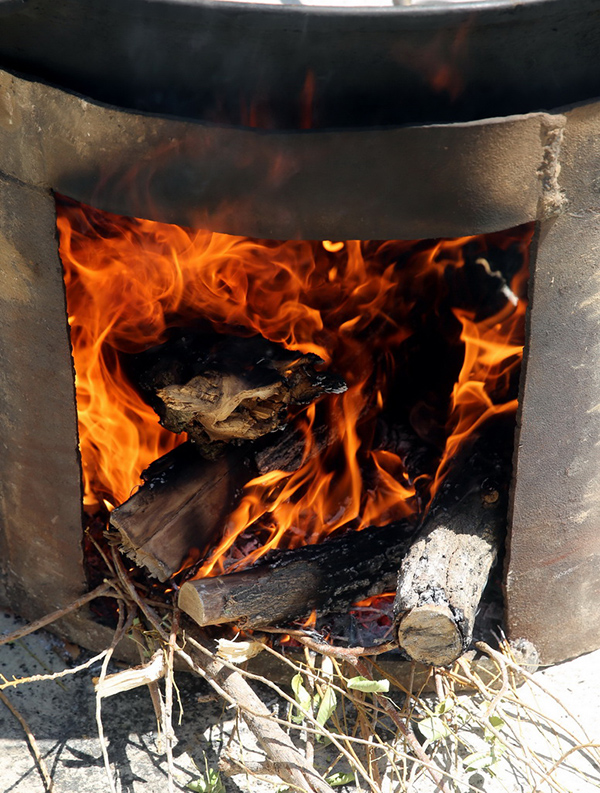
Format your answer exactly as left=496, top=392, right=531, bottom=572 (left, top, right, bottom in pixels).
left=0, top=174, right=86, bottom=619
left=506, top=103, right=600, bottom=664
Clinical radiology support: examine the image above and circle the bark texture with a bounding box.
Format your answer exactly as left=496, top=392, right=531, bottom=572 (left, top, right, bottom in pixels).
left=393, top=416, right=513, bottom=666
left=179, top=520, right=415, bottom=628
left=128, top=330, right=345, bottom=454
left=111, top=423, right=336, bottom=581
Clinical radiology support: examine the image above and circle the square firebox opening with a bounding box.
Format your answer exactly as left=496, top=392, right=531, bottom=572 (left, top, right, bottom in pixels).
left=55, top=195, right=533, bottom=668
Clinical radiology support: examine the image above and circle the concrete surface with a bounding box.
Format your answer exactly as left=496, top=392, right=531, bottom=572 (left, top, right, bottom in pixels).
left=0, top=609, right=269, bottom=793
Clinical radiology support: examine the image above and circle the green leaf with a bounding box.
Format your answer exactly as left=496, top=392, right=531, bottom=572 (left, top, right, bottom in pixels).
left=484, top=715, right=507, bottom=745
left=291, top=673, right=318, bottom=724
left=416, top=716, right=452, bottom=742
left=464, top=738, right=506, bottom=773
left=326, top=772, right=355, bottom=787
left=435, top=697, right=454, bottom=715
left=187, top=783, right=206, bottom=793
left=346, top=676, right=390, bottom=693
left=485, top=736, right=507, bottom=759
left=186, top=768, right=225, bottom=793
left=316, top=685, right=337, bottom=726
left=291, top=673, right=312, bottom=710
left=463, top=749, right=495, bottom=772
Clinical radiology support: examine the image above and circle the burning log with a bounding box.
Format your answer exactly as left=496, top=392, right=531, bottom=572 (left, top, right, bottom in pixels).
left=110, top=442, right=251, bottom=581
left=128, top=331, right=346, bottom=455
left=178, top=520, right=415, bottom=629
left=110, top=422, right=334, bottom=581
left=393, top=416, right=513, bottom=666
left=374, top=418, right=441, bottom=504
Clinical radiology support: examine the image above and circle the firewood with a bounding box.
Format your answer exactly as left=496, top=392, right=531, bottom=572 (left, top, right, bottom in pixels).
left=375, top=420, right=440, bottom=473
left=111, top=421, right=335, bottom=581
left=128, top=330, right=346, bottom=454
left=110, top=442, right=248, bottom=581
left=393, top=415, right=513, bottom=666
left=182, top=635, right=335, bottom=793
left=374, top=417, right=441, bottom=504
left=178, top=520, right=415, bottom=629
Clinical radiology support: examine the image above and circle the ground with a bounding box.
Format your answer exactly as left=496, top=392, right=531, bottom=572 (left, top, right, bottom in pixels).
left=1, top=608, right=600, bottom=793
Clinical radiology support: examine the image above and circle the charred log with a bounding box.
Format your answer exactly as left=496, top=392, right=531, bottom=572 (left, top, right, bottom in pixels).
left=393, top=415, right=513, bottom=666
left=374, top=418, right=441, bottom=503
left=110, top=421, right=336, bottom=581
left=128, top=330, right=346, bottom=454
left=178, top=520, right=415, bottom=629
left=110, top=443, right=252, bottom=581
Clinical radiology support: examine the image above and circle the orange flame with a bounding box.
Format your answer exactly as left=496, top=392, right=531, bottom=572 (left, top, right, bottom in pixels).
left=57, top=198, right=532, bottom=578
left=430, top=262, right=528, bottom=497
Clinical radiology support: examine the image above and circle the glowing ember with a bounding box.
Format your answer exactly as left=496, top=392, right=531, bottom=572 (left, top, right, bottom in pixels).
left=57, top=198, right=532, bottom=578
left=350, top=592, right=396, bottom=644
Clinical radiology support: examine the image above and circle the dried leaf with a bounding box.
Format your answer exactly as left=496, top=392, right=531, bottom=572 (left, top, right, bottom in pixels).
left=215, top=637, right=264, bottom=664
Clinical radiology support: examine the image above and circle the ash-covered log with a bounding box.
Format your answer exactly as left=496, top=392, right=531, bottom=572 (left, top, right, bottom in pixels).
left=128, top=330, right=346, bottom=456
left=178, top=520, right=415, bottom=629
left=393, top=415, right=514, bottom=666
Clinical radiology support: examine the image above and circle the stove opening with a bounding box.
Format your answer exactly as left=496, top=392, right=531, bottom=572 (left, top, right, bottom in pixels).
left=56, top=195, right=533, bottom=664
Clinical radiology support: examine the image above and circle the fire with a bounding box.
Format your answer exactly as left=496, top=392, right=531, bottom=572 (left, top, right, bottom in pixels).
left=56, top=198, right=532, bottom=577
left=430, top=261, right=528, bottom=498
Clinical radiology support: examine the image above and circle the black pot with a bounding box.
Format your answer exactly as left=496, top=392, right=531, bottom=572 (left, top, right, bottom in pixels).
left=0, top=0, right=598, bottom=127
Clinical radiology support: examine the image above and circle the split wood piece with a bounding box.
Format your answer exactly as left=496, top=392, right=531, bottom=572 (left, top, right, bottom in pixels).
left=111, top=442, right=253, bottom=581
left=129, top=330, right=346, bottom=454
left=111, top=423, right=335, bottom=581
left=393, top=415, right=514, bottom=667
left=178, top=520, right=415, bottom=629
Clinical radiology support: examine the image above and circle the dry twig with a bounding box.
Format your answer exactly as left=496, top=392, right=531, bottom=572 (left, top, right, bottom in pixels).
left=0, top=581, right=115, bottom=647
left=0, top=690, right=54, bottom=792
left=95, top=605, right=135, bottom=793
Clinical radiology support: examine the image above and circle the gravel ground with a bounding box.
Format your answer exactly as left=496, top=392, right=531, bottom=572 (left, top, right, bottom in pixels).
left=2, top=608, right=600, bottom=793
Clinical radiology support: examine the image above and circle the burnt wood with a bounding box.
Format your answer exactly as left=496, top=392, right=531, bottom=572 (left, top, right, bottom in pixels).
left=129, top=331, right=345, bottom=454
left=178, top=520, right=415, bottom=629
left=110, top=443, right=252, bottom=581
left=110, top=418, right=335, bottom=581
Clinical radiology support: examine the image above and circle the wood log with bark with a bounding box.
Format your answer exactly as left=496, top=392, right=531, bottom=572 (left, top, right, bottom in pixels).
left=127, top=330, right=346, bottom=456
left=110, top=442, right=250, bottom=581
left=110, top=419, right=336, bottom=581
left=393, top=414, right=514, bottom=666
left=178, top=519, right=415, bottom=629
